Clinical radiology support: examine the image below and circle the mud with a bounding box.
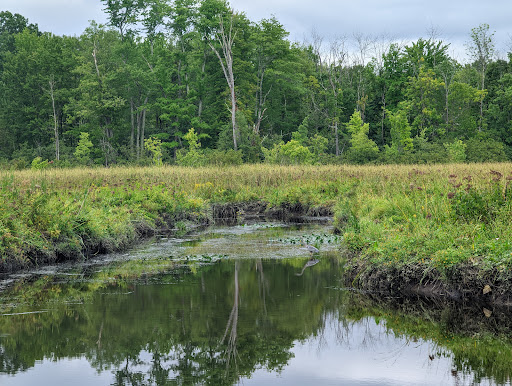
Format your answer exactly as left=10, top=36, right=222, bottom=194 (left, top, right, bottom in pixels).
left=345, top=259, right=512, bottom=307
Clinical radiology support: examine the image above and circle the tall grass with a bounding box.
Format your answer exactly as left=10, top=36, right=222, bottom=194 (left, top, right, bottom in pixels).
left=2, top=163, right=512, bottom=277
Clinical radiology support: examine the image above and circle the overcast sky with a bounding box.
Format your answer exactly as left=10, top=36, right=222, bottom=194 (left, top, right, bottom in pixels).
left=2, top=0, right=511, bottom=60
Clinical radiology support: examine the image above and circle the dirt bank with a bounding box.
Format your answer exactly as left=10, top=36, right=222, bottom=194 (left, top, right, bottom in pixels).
left=344, top=258, right=512, bottom=307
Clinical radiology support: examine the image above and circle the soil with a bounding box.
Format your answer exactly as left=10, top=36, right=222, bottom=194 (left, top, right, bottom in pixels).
left=344, top=258, right=512, bottom=307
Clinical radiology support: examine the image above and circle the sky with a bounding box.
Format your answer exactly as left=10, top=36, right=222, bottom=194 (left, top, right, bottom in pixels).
left=2, top=0, right=511, bottom=61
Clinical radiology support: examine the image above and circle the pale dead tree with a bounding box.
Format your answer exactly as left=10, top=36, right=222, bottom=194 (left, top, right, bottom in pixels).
left=438, top=59, right=458, bottom=129
left=45, top=75, right=60, bottom=161
left=305, top=29, right=326, bottom=117
left=130, top=92, right=148, bottom=160
left=307, top=31, right=348, bottom=156
left=253, top=81, right=271, bottom=136
left=96, top=321, right=104, bottom=349
left=326, top=36, right=348, bottom=156
left=92, top=41, right=102, bottom=85
left=426, top=24, right=443, bottom=68
left=352, top=33, right=377, bottom=121
left=256, top=259, right=268, bottom=315
left=372, top=34, right=397, bottom=144
left=310, top=28, right=324, bottom=71
left=208, top=12, right=238, bottom=150
left=221, top=262, right=240, bottom=374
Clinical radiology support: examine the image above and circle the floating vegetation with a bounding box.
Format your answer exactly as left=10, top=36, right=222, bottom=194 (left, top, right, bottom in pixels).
left=174, top=254, right=229, bottom=263
left=273, top=233, right=342, bottom=246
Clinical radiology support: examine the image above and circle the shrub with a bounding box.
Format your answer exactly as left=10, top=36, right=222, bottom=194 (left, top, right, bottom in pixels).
left=31, top=157, right=51, bottom=170
left=263, top=140, right=314, bottom=165
left=444, top=140, right=467, bottom=162
left=204, top=149, right=243, bottom=166
left=74, top=132, right=93, bottom=165
left=466, top=138, right=508, bottom=162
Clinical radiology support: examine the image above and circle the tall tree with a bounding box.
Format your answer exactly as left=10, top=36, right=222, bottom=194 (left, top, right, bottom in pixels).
left=467, top=23, right=495, bottom=131
left=202, top=5, right=239, bottom=150
left=102, top=0, right=143, bottom=39
left=252, top=17, right=289, bottom=135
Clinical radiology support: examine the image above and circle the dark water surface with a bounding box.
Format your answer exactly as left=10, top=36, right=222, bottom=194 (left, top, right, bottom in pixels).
left=0, top=222, right=510, bottom=385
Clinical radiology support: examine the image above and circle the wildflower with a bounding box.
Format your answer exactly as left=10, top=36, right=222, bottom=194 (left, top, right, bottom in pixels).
left=490, top=170, right=503, bottom=179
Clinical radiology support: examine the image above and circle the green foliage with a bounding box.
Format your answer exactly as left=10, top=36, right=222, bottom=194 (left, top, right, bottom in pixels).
left=0, top=6, right=512, bottom=167
left=263, top=140, right=314, bottom=165
left=176, top=148, right=206, bottom=166
left=402, top=64, right=445, bottom=139
left=183, top=127, right=201, bottom=151
left=449, top=176, right=506, bottom=223
left=74, top=132, right=93, bottom=165
left=345, top=110, right=379, bottom=164
left=204, top=149, right=243, bottom=166
left=466, top=137, right=508, bottom=162
left=176, top=128, right=207, bottom=166
left=387, top=109, right=413, bottom=153
left=144, top=136, right=163, bottom=166
left=308, top=134, right=328, bottom=160
left=444, top=139, right=467, bottom=162
left=31, top=157, right=50, bottom=170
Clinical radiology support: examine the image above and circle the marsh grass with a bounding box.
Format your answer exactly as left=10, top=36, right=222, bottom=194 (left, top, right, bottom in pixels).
left=2, top=163, right=512, bottom=281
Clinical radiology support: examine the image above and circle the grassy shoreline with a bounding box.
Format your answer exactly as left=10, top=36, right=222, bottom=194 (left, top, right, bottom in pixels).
left=2, top=164, right=512, bottom=303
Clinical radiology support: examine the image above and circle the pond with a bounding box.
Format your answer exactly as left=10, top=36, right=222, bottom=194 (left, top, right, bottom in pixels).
left=0, top=222, right=511, bottom=385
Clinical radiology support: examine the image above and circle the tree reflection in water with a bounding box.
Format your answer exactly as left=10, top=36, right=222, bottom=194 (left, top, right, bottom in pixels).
left=0, top=255, right=511, bottom=385
left=221, top=261, right=239, bottom=375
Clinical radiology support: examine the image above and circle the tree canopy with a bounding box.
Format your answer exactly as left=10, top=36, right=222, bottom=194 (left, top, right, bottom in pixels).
left=0, top=4, right=510, bottom=167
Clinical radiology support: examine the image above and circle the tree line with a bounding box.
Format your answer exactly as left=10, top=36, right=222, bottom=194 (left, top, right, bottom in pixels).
left=0, top=0, right=511, bottom=168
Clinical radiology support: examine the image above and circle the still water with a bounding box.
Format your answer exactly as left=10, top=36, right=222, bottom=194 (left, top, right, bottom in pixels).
left=0, top=222, right=510, bottom=385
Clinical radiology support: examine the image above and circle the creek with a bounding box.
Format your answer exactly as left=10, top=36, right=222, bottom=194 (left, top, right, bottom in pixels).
left=0, top=221, right=510, bottom=385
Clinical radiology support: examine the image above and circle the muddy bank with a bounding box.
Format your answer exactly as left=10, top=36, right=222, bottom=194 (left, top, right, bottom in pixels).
left=344, top=258, right=512, bottom=307
left=1, top=201, right=333, bottom=274
left=211, top=201, right=333, bottom=223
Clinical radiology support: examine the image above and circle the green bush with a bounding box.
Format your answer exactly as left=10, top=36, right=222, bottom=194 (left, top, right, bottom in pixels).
left=31, top=157, right=51, bottom=170
left=263, top=140, right=314, bottom=165
left=466, top=138, right=508, bottom=162
left=444, top=140, right=467, bottom=162
left=204, top=149, right=243, bottom=166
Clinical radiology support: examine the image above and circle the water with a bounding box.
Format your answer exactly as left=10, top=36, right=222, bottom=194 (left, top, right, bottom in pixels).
left=0, top=222, right=510, bottom=385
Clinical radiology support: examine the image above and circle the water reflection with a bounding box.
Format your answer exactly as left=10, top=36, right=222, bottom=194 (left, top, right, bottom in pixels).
left=0, top=224, right=510, bottom=385
left=295, top=258, right=319, bottom=276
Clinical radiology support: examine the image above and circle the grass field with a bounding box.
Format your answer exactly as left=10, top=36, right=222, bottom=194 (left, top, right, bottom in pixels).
left=2, top=163, right=512, bottom=299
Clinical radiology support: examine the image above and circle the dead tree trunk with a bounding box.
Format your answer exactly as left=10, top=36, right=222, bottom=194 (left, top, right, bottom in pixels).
left=48, top=76, right=59, bottom=161
left=208, top=13, right=238, bottom=151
